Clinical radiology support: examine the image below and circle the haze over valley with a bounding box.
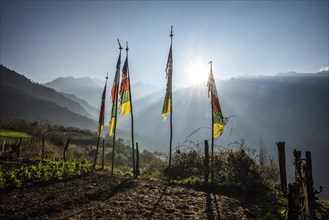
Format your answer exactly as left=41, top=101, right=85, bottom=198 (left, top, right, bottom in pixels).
left=1, top=64, right=328, bottom=197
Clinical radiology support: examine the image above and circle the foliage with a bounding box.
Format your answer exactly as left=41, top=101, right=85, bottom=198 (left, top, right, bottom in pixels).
left=0, top=129, right=33, bottom=139
left=315, top=200, right=329, bottom=220
left=0, top=161, right=92, bottom=187
left=164, top=149, right=203, bottom=180
left=257, top=189, right=287, bottom=220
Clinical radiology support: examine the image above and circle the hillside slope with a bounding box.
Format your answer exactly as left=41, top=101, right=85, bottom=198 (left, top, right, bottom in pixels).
left=0, top=65, right=96, bottom=130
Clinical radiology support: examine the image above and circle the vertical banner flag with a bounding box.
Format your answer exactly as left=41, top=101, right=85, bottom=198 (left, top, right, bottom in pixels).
left=161, top=31, right=173, bottom=121
left=207, top=62, right=227, bottom=138
left=120, top=53, right=131, bottom=116
left=97, top=75, right=107, bottom=136
left=109, top=50, right=122, bottom=136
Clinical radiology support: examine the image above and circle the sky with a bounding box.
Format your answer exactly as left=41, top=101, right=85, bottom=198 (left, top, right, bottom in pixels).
left=1, top=0, right=328, bottom=87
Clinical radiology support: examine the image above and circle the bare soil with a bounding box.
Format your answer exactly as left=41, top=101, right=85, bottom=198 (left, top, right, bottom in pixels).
left=0, top=171, right=259, bottom=219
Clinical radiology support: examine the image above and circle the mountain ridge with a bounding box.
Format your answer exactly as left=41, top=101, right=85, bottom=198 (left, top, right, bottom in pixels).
left=0, top=65, right=97, bottom=130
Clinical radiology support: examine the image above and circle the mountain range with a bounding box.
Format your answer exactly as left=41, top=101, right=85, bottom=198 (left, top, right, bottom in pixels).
left=0, top=64, right=328, bottom=198
left=0, top=65, right=96, bottom=129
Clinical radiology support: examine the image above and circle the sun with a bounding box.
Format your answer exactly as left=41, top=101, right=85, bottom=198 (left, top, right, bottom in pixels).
left=187, top=60, right=209, bottom=85
left=187, top=59, right=209, bottom=84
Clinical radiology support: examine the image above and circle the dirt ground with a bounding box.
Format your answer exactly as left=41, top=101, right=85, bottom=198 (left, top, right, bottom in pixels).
left=0, top=171, right=260, bottom=220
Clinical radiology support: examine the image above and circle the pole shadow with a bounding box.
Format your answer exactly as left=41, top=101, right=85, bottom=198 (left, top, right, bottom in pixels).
left=147, top=185, right=168, bottom=220
left=205, top=192, right=221, bottom=220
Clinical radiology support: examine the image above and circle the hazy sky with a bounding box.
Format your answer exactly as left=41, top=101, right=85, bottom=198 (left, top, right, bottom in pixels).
left=1, top=1, right=328, bottom=87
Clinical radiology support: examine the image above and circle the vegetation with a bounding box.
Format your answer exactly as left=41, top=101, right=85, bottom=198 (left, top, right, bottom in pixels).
left=0, top=120, right=328, bottom=219
left=0, top=129, right=33, bottom=139
left=0, top=160, right=91, bottom=187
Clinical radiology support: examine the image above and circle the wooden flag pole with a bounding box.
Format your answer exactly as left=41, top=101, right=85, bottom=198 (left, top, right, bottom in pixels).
left=111, top=40, right=123, bottom=174
left=102, top=138, right=105, bottom=170
left=93, top=73, right=108, bottom=172
left=126, top=42, right=136, bottom=178
left=209, top=61, right=214, bottom=185
left=169, top=26, right=173, bottom=168
left=92, top=135, right=100, bottom=171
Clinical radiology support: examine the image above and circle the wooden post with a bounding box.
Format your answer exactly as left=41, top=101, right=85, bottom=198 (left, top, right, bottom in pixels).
left=305, top=151, right=315, bottom=219
left=276, top=142, right=287, bottom=193
left=305, top=151, right=314, bottom=194
left=41, top=135, right=45, bottom=161
left=136, top=142, right=140, bottom=177
left=293, top=149, right=302, bottom=182
left=63, top=137, right=70, bottom=162
left=287, top=183, right=300, bottom=220
left=1, top=140, right=5, bottom=155
left=17, top=137, right=22, bottom=158
left=102, top=138, right=105, bottom=170
left=204, top=140, right=210, bottom=186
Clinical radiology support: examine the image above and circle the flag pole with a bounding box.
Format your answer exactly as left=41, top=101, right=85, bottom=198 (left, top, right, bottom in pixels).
left=209, top=61, right=214, bottom=184
left=111, top=39, right=123, bottom=174
left=93, top=73, right=108, bottom=172
left=93, top=135, right=100, bottom=171
left=126, top=41, right=136, bottom=178
left=169, top=26, right=173, bottom=168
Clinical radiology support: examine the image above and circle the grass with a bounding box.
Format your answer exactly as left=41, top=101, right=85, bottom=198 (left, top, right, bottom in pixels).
left=0, top=129, right=32, bottom=140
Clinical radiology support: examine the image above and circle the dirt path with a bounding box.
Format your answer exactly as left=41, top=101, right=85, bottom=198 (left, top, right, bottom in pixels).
left=0, top=172, right=253, bottom=219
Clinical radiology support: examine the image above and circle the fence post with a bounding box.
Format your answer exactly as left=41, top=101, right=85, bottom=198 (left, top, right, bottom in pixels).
left=276, top=142, right=287, bottom=193
left=287, top=183, right=300, bottom=220
left=63, top=137, right=70, bottom=162
left=17, top=137, right=22, bottom=158
left=204, top=140, right=210, bottom=186
left=293, top=149, right=302, bottom=182
left=41, top=135, right=45, bottom=161
left=305, top=151, right=315, bottom=219
left=1, top=140, right=6, bottom=155
left=136, top=142, right=140, bottom=177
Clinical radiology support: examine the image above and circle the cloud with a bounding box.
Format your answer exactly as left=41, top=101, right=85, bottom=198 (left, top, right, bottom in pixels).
left=320, top=66, right=329, bottom=72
